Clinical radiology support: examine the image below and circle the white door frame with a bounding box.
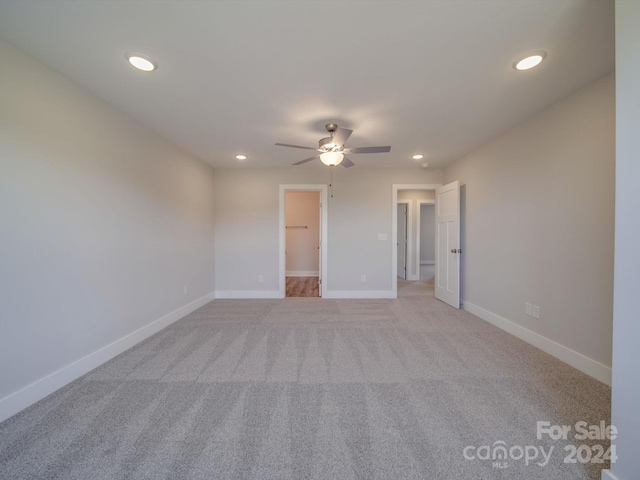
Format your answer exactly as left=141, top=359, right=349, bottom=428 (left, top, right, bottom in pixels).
left=279, top=184, right=328, bottom=298
left=392, top=184, right=441, bottom=297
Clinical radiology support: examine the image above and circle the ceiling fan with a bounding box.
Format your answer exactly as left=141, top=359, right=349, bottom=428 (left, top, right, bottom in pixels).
left=275, top=123, right=391, bottom=168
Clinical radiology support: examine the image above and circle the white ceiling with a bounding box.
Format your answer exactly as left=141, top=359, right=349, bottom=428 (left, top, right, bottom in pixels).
left=0, top=0, right=614, bottom=169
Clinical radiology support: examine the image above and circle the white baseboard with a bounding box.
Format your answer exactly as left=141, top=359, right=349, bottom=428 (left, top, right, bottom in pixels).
left=322, top=290, right=395, bottom=299
left=601, top=470, right=619, bottom=480
left=215, top=290, right=282, bottom=299
left=286, top=271, right=319, bottom=277
left=462, top=300, right=612, bottom=386
left=215, top=289, right=394, bottom=299
left=0, top=292, right=215, bottom=423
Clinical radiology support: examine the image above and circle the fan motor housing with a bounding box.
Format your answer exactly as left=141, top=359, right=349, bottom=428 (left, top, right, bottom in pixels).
left=325, top=123, right=338, bottom=133
left=319, top=136, right=336, bottom=150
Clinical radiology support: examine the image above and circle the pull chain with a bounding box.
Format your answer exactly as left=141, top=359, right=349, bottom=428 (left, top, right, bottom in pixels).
left=329, top=166, right=334, bottom=198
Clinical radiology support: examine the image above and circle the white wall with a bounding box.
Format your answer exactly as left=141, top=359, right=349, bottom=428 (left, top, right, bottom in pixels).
left=214, top=167, right=442, bottom=297
left=606, top=3, right=640, bottom=479
left=0, top=40, right=216, bottom=421
left=397, top=190, right=436, bottom=202
left=420, top=204, right=435, bottom=264
left=444, top=73, right=615, bottom=383
left=285, top=191, right=320, bottom=275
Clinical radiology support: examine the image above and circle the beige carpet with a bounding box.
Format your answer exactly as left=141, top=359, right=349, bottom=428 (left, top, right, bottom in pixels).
left=398, top=265, right=435, bottom=297
left=0, top=288, right=610, bottom=479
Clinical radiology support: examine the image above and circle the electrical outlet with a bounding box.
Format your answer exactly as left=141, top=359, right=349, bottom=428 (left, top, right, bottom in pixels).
left=361, top=275, right=366, bottom=282
left=258, top=275, right=264, bottom=283
left=184, top=285, right=189, bottom=296
left=532, top=305, right=540, bottom=319
left=525, top=303, right=532, bottom=316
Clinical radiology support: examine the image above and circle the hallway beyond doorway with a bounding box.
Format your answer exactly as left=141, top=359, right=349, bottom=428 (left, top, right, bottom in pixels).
left=397, top=264, right=435, bottom=297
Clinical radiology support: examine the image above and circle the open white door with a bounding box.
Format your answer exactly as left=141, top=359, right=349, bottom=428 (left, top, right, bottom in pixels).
left=435, top=181, right=460, bottom=308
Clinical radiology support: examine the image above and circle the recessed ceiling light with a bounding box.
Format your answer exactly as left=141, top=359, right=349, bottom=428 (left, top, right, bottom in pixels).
left=235, top=154, right=247, bottom=160
left=126, top=53, right=157, bottom=72
left=514, top=52, right=546, bottom=71
left=412, top=154, right=424, bottom=160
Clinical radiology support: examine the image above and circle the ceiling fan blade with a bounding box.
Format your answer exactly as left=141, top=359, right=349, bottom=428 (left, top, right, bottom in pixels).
left=275, top=143, right=318, bottom=151
left=331, top=127, right=353, bottom=147
left=340, top=157, right=355, bottom=168
left=293, top=155, right=319, bottom=166
left=342, top=146, right=391, bottom=154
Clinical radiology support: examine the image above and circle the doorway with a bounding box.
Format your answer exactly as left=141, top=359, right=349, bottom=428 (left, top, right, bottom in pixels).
left=285, top=191, right=320, bottom=297
left=417, top=201, right=436, bottom=288
left=391, top=184, right=441, bottom=297
left=279, top=184, right=328, bottom=298
left=397, top=203, right=408, bottom=280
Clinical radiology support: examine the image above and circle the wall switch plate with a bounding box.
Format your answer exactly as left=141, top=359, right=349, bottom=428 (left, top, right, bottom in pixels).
left=184, top=285, right=188, bottom=296
left=525, top=303, right=532, bottom=316
left=532, top=305, right=540, bottom=319
left=258, top=275, right=264, bottom=283
left=378, top=233, right=388, bottom=241
left=361, top=275, right=366, bottom=282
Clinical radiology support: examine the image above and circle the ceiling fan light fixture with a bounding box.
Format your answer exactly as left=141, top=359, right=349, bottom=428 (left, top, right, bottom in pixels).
left=276, top=123, right=390, bottom=168
left=320, top=151, right=344, bottom=166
